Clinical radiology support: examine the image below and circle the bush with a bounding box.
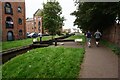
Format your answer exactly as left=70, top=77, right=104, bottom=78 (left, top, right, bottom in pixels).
left=112, top=46, right=120, bottom=55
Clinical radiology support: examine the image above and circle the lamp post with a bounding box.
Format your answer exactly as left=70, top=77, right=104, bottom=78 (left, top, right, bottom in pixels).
left=38, top=17, right=42, bottom=44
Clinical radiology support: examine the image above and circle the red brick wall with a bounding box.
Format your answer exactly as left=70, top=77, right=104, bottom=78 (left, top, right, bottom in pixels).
left=2, top=1, right=26, bottom=41
left=116, top=25, right=120, bottom=46
left=0, top=1, right=2, bottom=41
left=26, top=16, right=42, bottom=34
left=0, top=2, right=2, bottom=18
left=103, top=24, right=120, bottom=47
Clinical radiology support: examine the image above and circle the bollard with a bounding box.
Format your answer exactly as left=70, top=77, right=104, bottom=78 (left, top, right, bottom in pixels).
left=40, top=37, right=42, bottom=44
left=55, top=38, right=57, bottom=46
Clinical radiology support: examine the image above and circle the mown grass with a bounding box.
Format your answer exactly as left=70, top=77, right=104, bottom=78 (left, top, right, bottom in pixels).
left=2, top=47, right=85, bottom=78
left=101, top=39, right=120, bottom=55
left=2, top=36, right=58, bottom=51
left=65, top=35, right=85, bottom=42
left=0, top=66, right=1, bottom=80
left=0, top=42, right=2, bottom=52
left=65, top=35, right=86, bottom=46
left=37, top=35, right=61, bottom=41
left=2, top=38, right=33, bottom=51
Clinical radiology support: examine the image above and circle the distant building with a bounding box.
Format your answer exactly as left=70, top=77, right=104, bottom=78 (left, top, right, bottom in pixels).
left=33, top=9, right=42, bottom=33
left=26, top=9, right=42, bottom=34
left=26, top=18, right=34, bottom=33
left=63, top=28, right=71, bottom=33
left=71, top=28, right=82, bottom=33
left=63, top=27, right=82, bottom=34
left=1, top=0, right=26, bottom=41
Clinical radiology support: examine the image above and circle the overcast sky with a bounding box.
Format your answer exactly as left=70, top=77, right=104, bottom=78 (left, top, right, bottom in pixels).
left=25, top=0, right=77, bottom=29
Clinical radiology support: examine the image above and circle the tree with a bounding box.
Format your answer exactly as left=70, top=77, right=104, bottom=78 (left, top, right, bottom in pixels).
left=71, top=2, right=120, bottom=32
left=42, top=1, right=64, bottom=39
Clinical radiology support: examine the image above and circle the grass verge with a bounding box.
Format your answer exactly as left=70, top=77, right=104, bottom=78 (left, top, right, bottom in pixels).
left=2, top=38, right=33, bottom=51
left=66, top=35, right=85, bottom=42
left=2, top=36, right=59, bottom=51
left=65, top=35, right=85, bottom=46
left=101, top=39, right=120, bottom=55
left=2, top=47, right=85, bottom=78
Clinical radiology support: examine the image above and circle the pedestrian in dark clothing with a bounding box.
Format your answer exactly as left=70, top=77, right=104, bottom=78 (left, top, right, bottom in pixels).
left=86, top=30, right=92, bottom=47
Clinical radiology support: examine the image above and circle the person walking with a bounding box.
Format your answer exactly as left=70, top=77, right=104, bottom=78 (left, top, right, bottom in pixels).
left=86, top=30, right=92, bottom=47
left=94, top=30, right=102, bottom=47
left=39, top=32, right=42, bottom=44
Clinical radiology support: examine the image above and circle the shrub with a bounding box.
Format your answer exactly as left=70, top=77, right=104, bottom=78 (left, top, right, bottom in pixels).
left=112, top=46, right=120, bottom=55
left=101, top=40, right=120, bottom=55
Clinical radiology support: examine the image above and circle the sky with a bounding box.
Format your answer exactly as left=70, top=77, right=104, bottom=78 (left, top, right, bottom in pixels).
left=25, top=0, right=77, bottom=29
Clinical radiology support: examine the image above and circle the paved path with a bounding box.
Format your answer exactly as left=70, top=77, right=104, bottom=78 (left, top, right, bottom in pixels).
left=79, top=42, right=118, bottom=78
left=52, top=41, right=118, bottom=78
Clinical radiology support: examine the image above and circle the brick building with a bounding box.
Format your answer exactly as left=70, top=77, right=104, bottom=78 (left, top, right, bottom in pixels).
left=33, top=15, right=42, bottom=33
left=26, top=18, right=34, bottom=33
left=26, top=9, right=42, bottom=34
left=1, top=0, right=26, bottom=41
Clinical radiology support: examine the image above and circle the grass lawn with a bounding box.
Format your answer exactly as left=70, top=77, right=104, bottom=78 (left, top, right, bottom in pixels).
left=65, top=35, right=86, bottom=46
left=65, top=35, right=85, bottom=42
left=37, top=35, right=61, bottom=41
left=2, top=36, right=59, bottom=51
left=2, top=38, right=33, bottom=51
left=2, top=47, right=85, bottom=78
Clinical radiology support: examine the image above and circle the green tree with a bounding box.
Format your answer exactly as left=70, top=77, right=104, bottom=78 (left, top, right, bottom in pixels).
left=71, top=2, right=120, bottom=32
left=43, top=1, right=64, bottom=39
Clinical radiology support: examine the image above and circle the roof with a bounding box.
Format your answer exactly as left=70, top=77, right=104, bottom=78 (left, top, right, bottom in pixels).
left=34, top=9, right=42, bottom=16
left=1, top=0, right=25, bottom=2
left=26, top=18, right=33, bottom=22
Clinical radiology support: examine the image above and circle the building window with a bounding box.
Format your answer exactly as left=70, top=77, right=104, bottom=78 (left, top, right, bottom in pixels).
left=18, top=6, right=22, bottom=13
left=19, top=30, right=23, bottom=36
left=6, top=17, right=14, bottom=28
left=4, top=2, right=13, bottom=14
left=7, top=31, right=14, bottom=41
left=18, top=18, right=22, bottom=25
